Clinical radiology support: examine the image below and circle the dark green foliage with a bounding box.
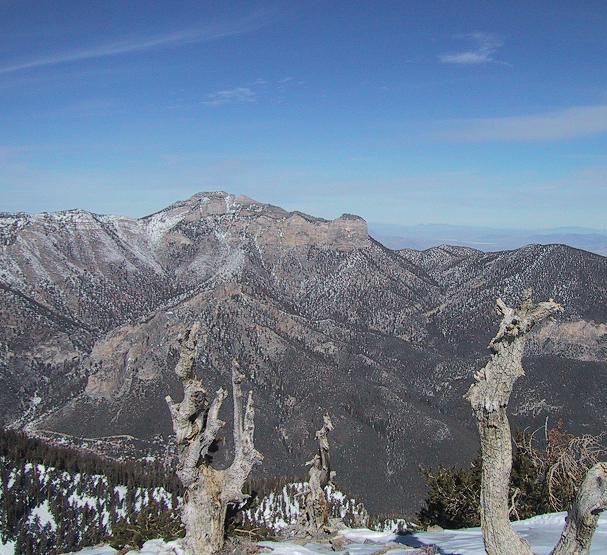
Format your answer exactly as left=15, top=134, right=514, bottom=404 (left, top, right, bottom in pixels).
left=225, top=499, right=277, bottom=543
left=417, top=455, right=482, bottom=529
left=240, top=478, right=371, bottom=533
left=508, top=435, right=552, bottom=518
left=418, top=426, right=604, bottom=529
left=3, top=428, right=379, bottom=552
left=417, top=446, right=550, bottom=529
left=0, top=428, right=181, bottom=555
left=0, top=428, right=181, bottom=493
left=108, top=505, right=183, bottom=549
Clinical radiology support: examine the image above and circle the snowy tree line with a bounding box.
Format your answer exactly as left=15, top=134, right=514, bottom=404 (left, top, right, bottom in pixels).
left=0, top=428, right=181, bottom=554
left=0, top=429, right=397, bottom=554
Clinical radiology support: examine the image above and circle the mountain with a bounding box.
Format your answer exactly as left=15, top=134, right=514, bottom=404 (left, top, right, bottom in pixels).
left=1, top=191, right=606, bottom=515
left=369, top=222, right=607, bottom=256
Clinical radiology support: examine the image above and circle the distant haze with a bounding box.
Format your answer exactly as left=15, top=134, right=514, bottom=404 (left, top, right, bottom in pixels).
left=369, top=223, right=607, bottom=256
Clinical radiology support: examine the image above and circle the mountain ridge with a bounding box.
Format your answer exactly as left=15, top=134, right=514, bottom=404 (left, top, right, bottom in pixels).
left=370, top=222, right=607, bottom=255
left=1, top=191, right=606, bottom=514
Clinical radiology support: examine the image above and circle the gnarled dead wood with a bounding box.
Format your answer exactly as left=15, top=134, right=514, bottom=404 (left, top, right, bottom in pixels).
left=298, top=414, right=335, bottom=536
left=165, top=324, right=263, bottom=555
left=465, top=290, right=562, bottom=555
left=300, top=414, right=336, bottom=534
left=466, top=289, right=607, bottom=555
left=551, top=462, right=607, bottom=555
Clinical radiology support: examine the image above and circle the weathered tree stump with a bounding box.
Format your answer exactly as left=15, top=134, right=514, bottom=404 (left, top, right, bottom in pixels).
left=465, top=290, right=607, bottom=555
left=299, top=414, right=336, bottom=535
left=165, top=323, right=263, bottom=555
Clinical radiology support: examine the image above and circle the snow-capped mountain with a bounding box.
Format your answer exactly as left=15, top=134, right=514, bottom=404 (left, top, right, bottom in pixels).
left=1, top=191, right=606, bottom=514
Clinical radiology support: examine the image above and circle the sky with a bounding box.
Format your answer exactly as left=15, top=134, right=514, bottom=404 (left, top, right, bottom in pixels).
left=1, top=0, right=606, bottom=229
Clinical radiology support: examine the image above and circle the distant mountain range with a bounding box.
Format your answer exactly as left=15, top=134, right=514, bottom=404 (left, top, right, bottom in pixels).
left=369, top=223, right=607, bottom=255
left=1, top=192, right=606, bottom=515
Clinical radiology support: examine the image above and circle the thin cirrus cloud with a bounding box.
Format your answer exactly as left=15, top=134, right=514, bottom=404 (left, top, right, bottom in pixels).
left=201, top=77, right=301, bottom=107
left=0, top=13, right=268, bottom=76
left=202, top=87, right=257, bottom=107
left=439, top=32, right=503, bottom=65
left=435, top=105, right=607, bottom=142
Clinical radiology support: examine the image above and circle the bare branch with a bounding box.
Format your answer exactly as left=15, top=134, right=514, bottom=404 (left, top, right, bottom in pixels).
left=315, top=413, right=335, bottom=486
left=547, top=433, right=607, bottom=511
left=488, top=293, right=562, bottom=353
left=468, top=294, right=563, bottom=413
left=175, top=322, right=201, bottom=380
left=166, top=325, right=263, bottom=554
left=199, top=388, right=228, bottom=459
left=222, top=361, right=263, bottom=503
left=466, top=291, right=607, bottom=554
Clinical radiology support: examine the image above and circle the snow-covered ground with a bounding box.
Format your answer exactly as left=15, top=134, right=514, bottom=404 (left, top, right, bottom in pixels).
left=57, top=512, right=607, bottom=555
left=62, top=539, right=184, bottom=555
left=335, top=512, right=607, bottom=555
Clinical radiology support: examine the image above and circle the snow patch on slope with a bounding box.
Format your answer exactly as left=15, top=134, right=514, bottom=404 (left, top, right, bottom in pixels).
left=27, top=500, right=57, bottom=531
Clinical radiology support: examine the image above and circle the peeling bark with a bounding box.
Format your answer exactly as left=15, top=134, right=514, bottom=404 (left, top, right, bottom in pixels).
left=300, top=414, right=336, bottom=534
left=466, top=289, right=607, bottom=555
left=165, top=324, right=263, bottom=555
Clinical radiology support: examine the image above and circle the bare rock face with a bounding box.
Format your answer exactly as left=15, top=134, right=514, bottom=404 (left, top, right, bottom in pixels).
left=251, top=212, right=368, bottom=250
left=529, top=319, right=607, bottom=361
left=1, top=191, right=606, bottom=514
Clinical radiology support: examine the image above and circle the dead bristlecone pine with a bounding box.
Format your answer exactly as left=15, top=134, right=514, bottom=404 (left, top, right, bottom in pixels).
left=465, top=289, right=607, bottom=555
left=297, top=413, right=338, bottom=535
left=165, top=323, right=263, bottom=555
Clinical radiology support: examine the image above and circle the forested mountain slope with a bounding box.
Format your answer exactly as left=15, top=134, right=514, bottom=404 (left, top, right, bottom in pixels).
left=1, top=192, right=605, bottom=513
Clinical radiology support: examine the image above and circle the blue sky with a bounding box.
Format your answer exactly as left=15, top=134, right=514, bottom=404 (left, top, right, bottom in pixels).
left=1, top=0, right=606, bottom=228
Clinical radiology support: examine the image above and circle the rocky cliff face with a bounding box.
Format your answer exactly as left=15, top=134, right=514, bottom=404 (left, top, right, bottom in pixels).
left=1, top=191, right=606, bottom=514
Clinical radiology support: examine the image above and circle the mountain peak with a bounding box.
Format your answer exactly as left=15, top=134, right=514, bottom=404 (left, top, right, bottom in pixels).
left=144, top=191, right=370, bottom=250
left=154, top=190, right=284, bottom=220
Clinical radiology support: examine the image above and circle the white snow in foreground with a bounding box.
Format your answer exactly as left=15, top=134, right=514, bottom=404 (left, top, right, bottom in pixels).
left=61, top=512, right=607, bottom=555
left=63, top=539, right=184, bottom=555
left=0, top=541, right=15, bottom=555
left=262, top=512, right=607, bottom=555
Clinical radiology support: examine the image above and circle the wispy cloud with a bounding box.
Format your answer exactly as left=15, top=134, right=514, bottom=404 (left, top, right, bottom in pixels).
left=0, top=14, right=268, bottom=75
left=201, top=76, right=302, bottom=107
left=202, top=87, right=257, bottom=107
left=435, top=105, right=607, bottom=142
left=439, top=32, right=504, bottom=65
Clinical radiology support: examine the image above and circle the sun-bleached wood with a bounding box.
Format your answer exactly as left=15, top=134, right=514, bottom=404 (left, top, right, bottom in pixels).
left=551, top=462, right=607, bottom=555
left=299, top=414, right=336, bottom=533
left=165, top=323, right=263, bottom=555
left=466, top=290, right=607, bottom=555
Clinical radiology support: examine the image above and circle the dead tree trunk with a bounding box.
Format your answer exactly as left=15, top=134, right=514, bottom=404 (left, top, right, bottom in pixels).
left=551, top=462, right=607, bottom=555
left=465, top=290, right=607, bottom=555
left=165, top=323, right=263, bottom=555
left=300, top=414, right=336, bottom=534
